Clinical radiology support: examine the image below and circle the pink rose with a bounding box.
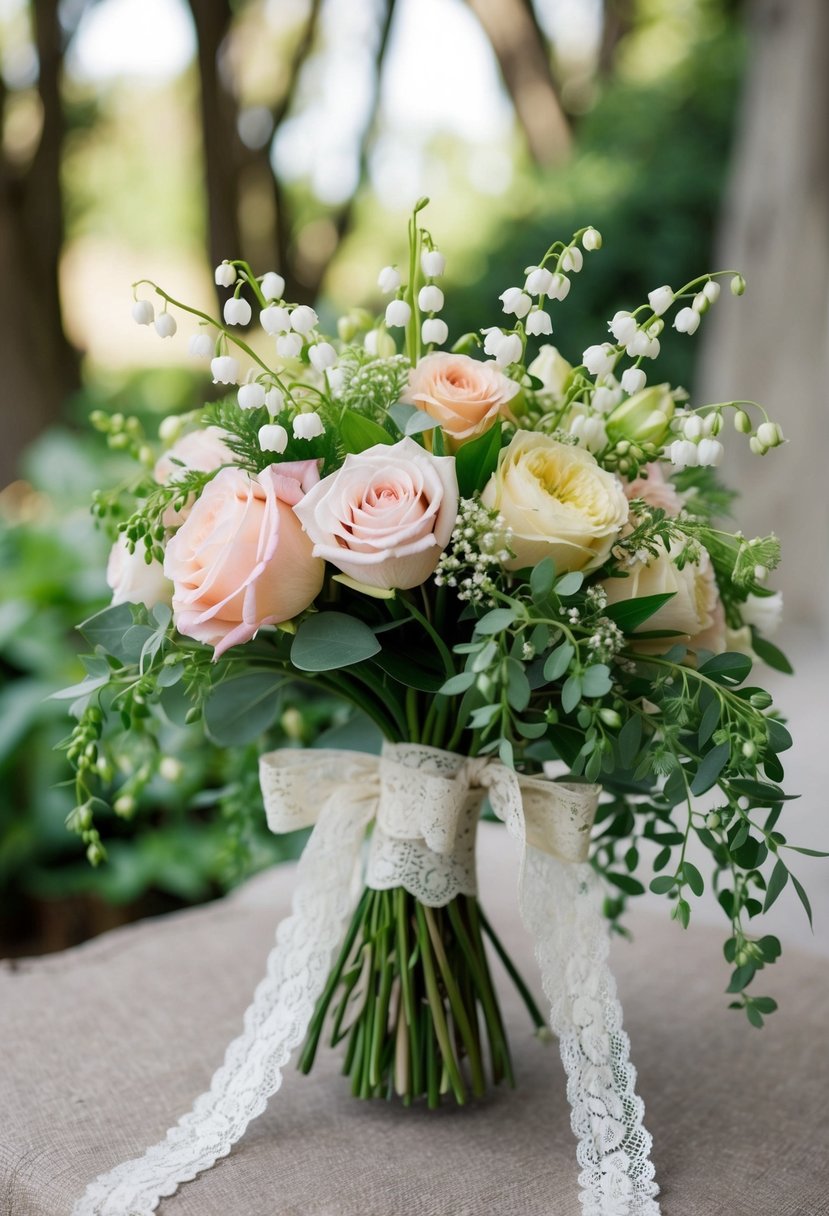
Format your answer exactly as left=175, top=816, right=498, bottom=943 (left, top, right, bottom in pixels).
left=624, top=462, right=683, bottom=516
left=402, top=352, right=519, bottom=448
left=294, top=437, right=458, bottom=590
left=164, top=462, right=324, bottom=658
left=107, top=534, right=171, bottom=610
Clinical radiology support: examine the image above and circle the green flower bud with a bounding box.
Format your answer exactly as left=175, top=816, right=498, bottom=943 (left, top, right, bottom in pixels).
left=605, top=384, right=675, bottom=447
left=527, top=345, right=573, bottom=401
left=598, top=707, right=622, bottom=728
left=730, top=274, right=746, bottom=296
left=706, top=812, right=721, bottom=830
left=337, top=308, right=373, bottom=342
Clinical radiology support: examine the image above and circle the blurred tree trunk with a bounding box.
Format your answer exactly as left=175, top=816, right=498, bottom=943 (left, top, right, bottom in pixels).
left=598, top=0, right=635, bottom=77
left=465, top=0, right=570, bottom=165
left=186, top=0, right=244, bottom=279
left=0, top=0, right=80, bottom=489
left=697, top=0, right=829, bottom=634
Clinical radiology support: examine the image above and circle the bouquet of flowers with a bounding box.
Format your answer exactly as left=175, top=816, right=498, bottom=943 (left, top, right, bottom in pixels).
left=66, top=200, right=815, bottom=1215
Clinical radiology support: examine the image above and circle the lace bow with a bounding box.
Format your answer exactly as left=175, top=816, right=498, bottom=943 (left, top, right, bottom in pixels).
left=74, top=744, right=660, bottom=1216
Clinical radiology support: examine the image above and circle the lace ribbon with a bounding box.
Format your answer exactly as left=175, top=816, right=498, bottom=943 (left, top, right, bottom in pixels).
left=74, top=744, right=660, bottom=1216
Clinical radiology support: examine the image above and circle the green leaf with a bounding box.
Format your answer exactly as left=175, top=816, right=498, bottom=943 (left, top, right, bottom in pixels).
left=604, top=592, right=676, bottom=633
left=690, top=742, right=730, bottom=795
left=439, top=671, right=477, bottom=696
left=729, top=778, right=797, bottom=803
left=530, top=558, right=555, bottom=604
left=554, top=571, right=584, bottom=597
left=751, top=996, right=778, bottom=1014
left=750, top=629, right=794, bottom=674
left=649, top=875, right=677, bottom=894
left=581, top=664, right=612, bottom=698
left=673, top=898, right=691, bottom=929
left=454, top=423, right=504, bottom=498
left=698, top=698, right=721, bottom=747
left=561, top=674, right=582, bottom=714
left=766, top=719, right=793, bottom=754
left=786, top=846, right=829, bottom=858
left=291, top=612, right=381, bottom=671
left=791, top=872, right=813, bottom=929
left=757, top=935, right=781, bottom=962
left=605, top=872, right=645, bottom=895
left=763, top=857, right=788, bottom=912
left=204, top=672, right=284, bottom=746
left=617, top=716, right=642, bottom=768
left=745, top=1005, right=764, bottom=1029
left=515, top=718, right=548, bottom=739
left=505, top=658, right=531, bottom=712
left=543, top=642, right=574, bottom=682
left=682, top=861, right=704, bottom=897
left=474, top=607, right=517, bottom=635
left=339, top=409, right=394, bottom=453
left=50, top=674, right=110, bottom=701
left=699, top=651, right=752, bottom=685
left=79, top=603, right=139, bottom=663
left=373, top=650, right=445, bottom=692
left=726, top=963, right=756, bottom=993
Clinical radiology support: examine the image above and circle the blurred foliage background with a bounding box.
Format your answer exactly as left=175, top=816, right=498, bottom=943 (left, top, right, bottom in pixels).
left=1, top=0, right=823, bottom=954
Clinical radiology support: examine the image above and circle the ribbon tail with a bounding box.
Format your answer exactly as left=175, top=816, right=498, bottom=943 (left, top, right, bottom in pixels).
left=73, top=789, right=374, bottom=1216
left=522, top=847, right=661, bottom=1216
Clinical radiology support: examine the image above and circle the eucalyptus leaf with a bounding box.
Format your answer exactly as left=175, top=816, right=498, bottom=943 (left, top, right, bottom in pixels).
left=543, top=642, right=574, bottom=682
left=455, top=423, right=503, bottom=498
left=204, top=672, right=285, bottom=746
left=604, top=592, right=676, bottom=633
left=292, top=612, right=381, bottom=671
left=339, top=410, right=394, bottom=453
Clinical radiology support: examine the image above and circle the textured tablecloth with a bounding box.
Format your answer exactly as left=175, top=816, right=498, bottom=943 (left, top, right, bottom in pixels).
left=2, top=823, right=828, bottom=1216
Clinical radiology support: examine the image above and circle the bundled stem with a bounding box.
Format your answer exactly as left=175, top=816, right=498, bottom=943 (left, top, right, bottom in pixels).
left=299, top=886, right=541, bottom=1107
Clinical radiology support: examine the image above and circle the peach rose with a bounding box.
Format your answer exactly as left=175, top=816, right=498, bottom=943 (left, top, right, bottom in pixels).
left=164, top=462, right=324, bottom=658
left=294, top=437, right=458, bottom=590
left=155, top=426, right=236, bottom=528
left=107, top=535, right=172, bottom=610
left=601, top=540, right=725, bottom=655
left=154, top=426, right=235, bottom=484
left=624, top=462, right=684, bottom=516
left=402, top=352, right=519, bottom=448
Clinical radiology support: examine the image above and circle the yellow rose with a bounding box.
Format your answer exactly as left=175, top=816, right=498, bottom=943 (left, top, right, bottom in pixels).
left=481, top=431, right=629, bottom=572
left=601, top=540, right=725, bottom=654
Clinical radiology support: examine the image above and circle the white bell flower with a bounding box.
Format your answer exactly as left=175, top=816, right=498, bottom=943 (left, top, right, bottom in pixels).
left=261, top=272, right=286, bottom=301
left=277, top=332, right=303, bottom=359
left=621, top=367, right=646, bottom=394
left=421, top=249, right=446, bottom=277
left=132, top=300, right=154, bottom=325
left=609, top=312, right=638, bottom=345
left=582, top=227, right=602, bottom=251
left=668, top=439, right=699, bottom=469
left=561, top=247, right=583, bottom=273
left=224, top=297, right=252, bottom=326
left=703, top=280, right=721, bottom=303
left=547, top=273, right=571, bottom=301
left=211, top=355, right=240, bottom=385
left=418, top=285, right=444, bottom=313
left=582, top=344, right=616, bottom=378
left=683, top=415, right=704, bottom=441
left=258, top=423, right=288, bottom=453
left=188, top=332, right=214, bottom=358
left=154, top=313, right=177, bottom=338
left=492, top=332, right=522, bottom=366
left=290, top=305, right=318, bottom=335
left=525, top=266, right=553, bottom=296
left=238, top=382, right=266, bottom=410
left=674, top=307, right=700, bottom=335
left=260, top=305, right=291, bottom=335
left=385, top=299, right=411, bottom=328
left=525, top=308, right=552, bottom=336
left=214, top=262, right=237, bottom=288
left=697, top=437, right=724, bottom=467
left=648, top=285, right=674, bottom=316
left=422, top=318, right=449, bottom=345
left=264, top=386, right=284, bottom=413
left=293, top=412, right=325, bottom=440
left=499, top=287, right=532, bottom=318
left=377, top=265, right=402, bottom=293
left=309, top=341, right=337, bottom=372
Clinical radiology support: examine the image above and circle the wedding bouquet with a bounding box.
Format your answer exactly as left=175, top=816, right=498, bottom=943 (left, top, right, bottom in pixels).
left=65, top=199, right=815, bottom=1213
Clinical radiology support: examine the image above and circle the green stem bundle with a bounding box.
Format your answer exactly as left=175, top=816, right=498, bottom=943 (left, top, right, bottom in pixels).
left=298, top=887, right=540, bottom=1107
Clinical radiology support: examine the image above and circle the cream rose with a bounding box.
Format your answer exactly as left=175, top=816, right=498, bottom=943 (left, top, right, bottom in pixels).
left=107, top=535, right=172, bottom=610
left=481, top=431, right=629, bottom=573
left=601, top=540, right=726, bottom=655
left=164, top=461, right=324, bottom=659
left=294, top=437, right=458, bottom=590
left=402, top=352, right=519, bottom=448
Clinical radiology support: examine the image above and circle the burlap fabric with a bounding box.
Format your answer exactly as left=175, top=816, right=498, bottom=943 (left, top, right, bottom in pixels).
left=1, top=824, right=827, bottom=1216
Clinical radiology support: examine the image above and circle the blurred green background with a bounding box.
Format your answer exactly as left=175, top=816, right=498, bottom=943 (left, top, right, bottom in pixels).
left=2, top=0, right=823, bottom=955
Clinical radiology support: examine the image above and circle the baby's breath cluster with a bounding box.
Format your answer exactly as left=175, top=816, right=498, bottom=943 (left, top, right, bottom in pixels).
left=435, top=498, right=513, bottom=605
